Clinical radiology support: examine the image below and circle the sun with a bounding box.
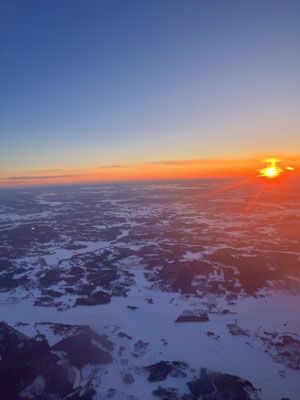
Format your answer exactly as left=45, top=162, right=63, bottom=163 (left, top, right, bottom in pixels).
left=266, top=167, right=276, bottom=177
left=259, top=158, right=282, bottom=178
left=265, top=166, right=279, bottom=178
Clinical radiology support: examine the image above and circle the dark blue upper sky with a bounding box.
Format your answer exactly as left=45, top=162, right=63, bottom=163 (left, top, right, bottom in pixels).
left=1, top=0, right=300, bottom=175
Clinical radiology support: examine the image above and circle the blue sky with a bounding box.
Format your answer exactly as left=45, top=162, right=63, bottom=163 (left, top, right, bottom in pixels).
left=1, top=0, right=300, bottom=178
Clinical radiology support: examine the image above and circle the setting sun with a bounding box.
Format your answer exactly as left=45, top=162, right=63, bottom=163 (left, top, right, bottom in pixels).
left=259, top=158, right=283, bottom=178
left=266, top=167, right=277, bottom=177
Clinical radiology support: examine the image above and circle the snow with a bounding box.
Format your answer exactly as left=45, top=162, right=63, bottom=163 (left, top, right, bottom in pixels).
left=0, top=266, right=299, bottom=399
left=0, top=179, right=299, bottom=399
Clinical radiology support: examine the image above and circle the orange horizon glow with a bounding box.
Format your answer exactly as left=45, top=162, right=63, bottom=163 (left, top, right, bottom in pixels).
left=0, top=154, right=298, bottom=187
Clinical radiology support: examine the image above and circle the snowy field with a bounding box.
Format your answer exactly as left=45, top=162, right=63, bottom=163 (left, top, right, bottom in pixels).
left=0, top=178, right=299, bottom=399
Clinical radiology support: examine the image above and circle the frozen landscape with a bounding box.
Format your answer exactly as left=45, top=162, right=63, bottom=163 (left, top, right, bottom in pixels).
left=0, top=178, right=299, bottom=400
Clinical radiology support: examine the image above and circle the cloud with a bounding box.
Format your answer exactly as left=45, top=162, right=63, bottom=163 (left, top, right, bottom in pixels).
left=4, top=174, right=76, bottom=180
left=26, top=169, right=64, bottom=174
left=142, top=159, right=230, bottom=166
left=97, top=164, right=128, bottom=169
left=142, top=154, right=300, bottom=167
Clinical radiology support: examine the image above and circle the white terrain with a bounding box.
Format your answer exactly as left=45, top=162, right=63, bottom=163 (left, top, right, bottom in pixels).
left=0, top=177, right=299, bottom=400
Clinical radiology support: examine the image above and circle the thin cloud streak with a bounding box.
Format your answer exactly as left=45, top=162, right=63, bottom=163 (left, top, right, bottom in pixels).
left=97, top=164, right=128, bottom=169
left=4, top=174, right=77, bottom=180
left=143, top=159, right=231, bottom=166
left=25, top=169, right=64, bottom=174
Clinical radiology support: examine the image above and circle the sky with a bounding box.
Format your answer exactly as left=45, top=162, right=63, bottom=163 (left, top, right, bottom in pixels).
left=0, top=0, right=299, bottom=185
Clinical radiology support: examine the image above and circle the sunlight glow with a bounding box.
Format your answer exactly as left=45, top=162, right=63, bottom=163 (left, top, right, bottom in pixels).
left=266, top=167, right=277, bottom=177
left=259, top=158, right=283, bottom=178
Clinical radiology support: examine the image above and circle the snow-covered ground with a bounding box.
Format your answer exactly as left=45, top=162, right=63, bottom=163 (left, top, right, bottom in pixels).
left=0, top=178, right=299, bottom=399
left=0, top=267, right=299, bottom=399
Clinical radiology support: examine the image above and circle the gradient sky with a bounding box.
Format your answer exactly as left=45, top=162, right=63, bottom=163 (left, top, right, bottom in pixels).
left=1, top=0, right=300, bottom=184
